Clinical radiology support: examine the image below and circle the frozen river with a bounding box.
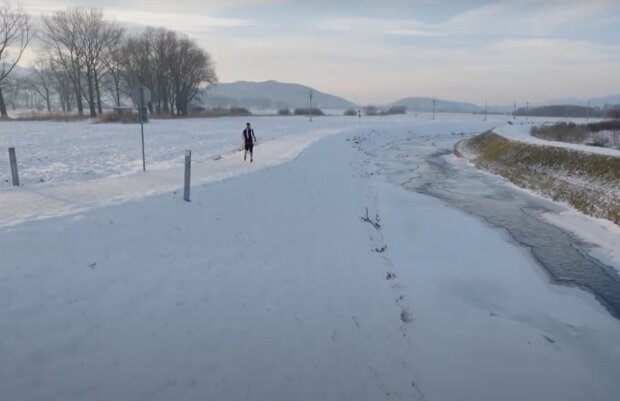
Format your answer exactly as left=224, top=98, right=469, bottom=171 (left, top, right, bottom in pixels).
left=373, top=133, right=620, bottom=320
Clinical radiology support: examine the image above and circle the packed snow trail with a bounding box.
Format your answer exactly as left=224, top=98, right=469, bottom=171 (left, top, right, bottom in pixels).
left=0, top=128, right=337, bottom=227
left=0, top=131, right=421, bottom=401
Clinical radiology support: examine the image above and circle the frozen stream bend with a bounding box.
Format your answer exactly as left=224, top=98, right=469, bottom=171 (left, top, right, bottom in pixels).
left=366, top=131, right=620, bottom=320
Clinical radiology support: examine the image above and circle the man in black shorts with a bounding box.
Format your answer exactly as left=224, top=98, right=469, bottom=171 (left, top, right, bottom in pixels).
left=243, top=122, right=257, bottom=162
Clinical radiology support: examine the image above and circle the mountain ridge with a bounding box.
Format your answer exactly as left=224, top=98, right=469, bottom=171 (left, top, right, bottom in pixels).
left=201, top=80, right=357, bottom=110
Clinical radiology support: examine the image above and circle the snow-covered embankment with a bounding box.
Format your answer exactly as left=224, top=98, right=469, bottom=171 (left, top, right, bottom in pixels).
left=455, top=127, right=620, bottom=225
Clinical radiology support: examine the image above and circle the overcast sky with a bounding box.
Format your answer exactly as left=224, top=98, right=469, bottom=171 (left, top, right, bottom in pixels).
left=16, top=0, right=620, bottom=105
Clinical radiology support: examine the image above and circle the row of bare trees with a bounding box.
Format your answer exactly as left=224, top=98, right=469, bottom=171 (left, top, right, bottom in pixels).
left=0, top=1, right=217, bottom=118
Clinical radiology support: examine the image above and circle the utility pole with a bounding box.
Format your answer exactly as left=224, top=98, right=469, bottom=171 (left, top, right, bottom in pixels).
left=484, top=100, right=488, bottom=121
left=414, top=103, right=418, bottom=117
left=309, top=90, right=313, bottom=122
left=587, top=100, right=590, bottom=122
left=526, top=102, right=530, bottom=122
left=513, top=102, right=517, bottom=120
left=432, top=97, right=437, bottom=120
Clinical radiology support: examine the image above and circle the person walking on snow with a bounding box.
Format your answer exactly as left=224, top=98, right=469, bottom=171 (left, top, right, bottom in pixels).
left=243, top=122, right=257, bottom=162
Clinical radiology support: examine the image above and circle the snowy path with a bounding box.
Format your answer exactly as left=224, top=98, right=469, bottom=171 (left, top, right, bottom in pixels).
left=2, top=118, right=620, bottom=400
left=1, top=130, right=418, bottom=401
left=0, top=128, right=337, bottom=227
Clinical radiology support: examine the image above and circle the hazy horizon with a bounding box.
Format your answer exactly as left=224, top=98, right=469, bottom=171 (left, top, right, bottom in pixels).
left=14, top=0, right=620, bottom=105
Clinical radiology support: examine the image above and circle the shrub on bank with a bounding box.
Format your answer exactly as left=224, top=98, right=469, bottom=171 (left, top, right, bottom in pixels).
left=293, top=108, right=325, bottom=116
left=532, top=120, right=620, bottom=149
left=96, top=110, right=137, bottom=124
left=11, top=111, right=89, bottom=122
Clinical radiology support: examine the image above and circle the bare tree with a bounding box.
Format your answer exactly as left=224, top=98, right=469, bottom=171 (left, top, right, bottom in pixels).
left=100, top=25, right=125, bottom=107
left=3, top=74, right=26, bottom=110
left=171, top=36, right=217, bottom=116
left=0, top=0, right=32, bottom=117
left=78, top=8, right=122, bottom=116
left=123, top=27, right=216, bottom=117
left=49, top=60, right=74, bottom=112
left=148, top=28, right=171, bottom=114
left=122, top=32, right=155, bottom=111
left=29, top=56, right=56, bottom=111
left=77, top=8, right=100, bottom=116
left=41, top=8, right=86, bottom=115
left=43, top=7, right=125, bottom=117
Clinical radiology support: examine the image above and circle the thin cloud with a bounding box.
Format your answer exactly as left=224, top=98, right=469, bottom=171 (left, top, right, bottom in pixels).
left=13, top=0, right=620, bottom=104
left=317, top=17, right=441, bottom=37
left=107, top=9, right=254, bottom=30
left=440, top=0, right=617, bottom=37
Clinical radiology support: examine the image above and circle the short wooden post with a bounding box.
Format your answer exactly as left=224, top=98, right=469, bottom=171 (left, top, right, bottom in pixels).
left=8, top=147, right=19, bottom=186
left=184, top=150, right=191, bottom=202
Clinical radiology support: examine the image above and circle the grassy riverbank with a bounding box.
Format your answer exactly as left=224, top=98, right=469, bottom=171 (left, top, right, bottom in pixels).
left=456, top=132, right=620, bottom=224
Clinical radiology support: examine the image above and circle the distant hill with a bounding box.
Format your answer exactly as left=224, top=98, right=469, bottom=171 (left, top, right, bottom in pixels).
left=200, top=80, right=357, bottom=110
left=390, top=97, right=481, bottom=113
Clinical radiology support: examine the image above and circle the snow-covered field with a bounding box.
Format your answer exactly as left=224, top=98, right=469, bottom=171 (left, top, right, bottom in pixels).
left=1, top=114, right=619, bottom=401
left=0, top=116, right=356, bottom=187
left=0, top=114, right=488, bottom=226
left=2, top=114, right=584, bottom=188
left=495, top=123, right=620, bottom=157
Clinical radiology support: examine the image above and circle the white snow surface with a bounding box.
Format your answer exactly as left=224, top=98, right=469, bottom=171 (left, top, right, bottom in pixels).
left=1, top=114, right=619, bottom=401
left=0, top=126, right=337, bottom=227
left=0, top=116, right=354, bottom=187
left=494, top=123, right=620, bottom=157
left=543, top=211, right=620, bottom=269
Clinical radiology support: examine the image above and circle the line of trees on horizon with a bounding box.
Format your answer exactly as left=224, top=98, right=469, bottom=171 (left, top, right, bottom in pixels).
left=0, top=1, right=217, bottom=118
